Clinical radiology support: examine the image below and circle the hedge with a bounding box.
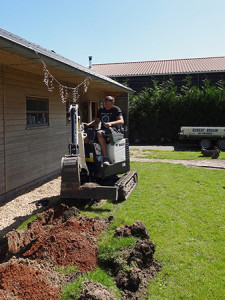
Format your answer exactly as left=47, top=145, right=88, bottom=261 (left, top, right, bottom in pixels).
left=129, top=77, right=225, bottom=143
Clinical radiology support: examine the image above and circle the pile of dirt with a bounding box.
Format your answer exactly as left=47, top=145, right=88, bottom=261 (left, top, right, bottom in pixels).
left=0, top=260, right=61, bottom=300
left=0, top=203, right=110, bottom=299
left=0, top=204, right=161, bottom=299
left=4, top=204, right=109, bottom=271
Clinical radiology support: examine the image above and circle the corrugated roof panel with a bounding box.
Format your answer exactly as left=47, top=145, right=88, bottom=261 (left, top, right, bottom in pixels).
left=92, top=57, right=225, bottom=77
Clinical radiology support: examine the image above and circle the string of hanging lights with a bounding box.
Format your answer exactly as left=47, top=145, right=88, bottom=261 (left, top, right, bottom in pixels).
left=42, top=61, right=91, bottom=103
left=30, top=47, right=91, bottom=103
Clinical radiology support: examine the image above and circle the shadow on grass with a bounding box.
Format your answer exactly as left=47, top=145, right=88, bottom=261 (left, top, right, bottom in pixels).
left=174, top=144, right=200, bottom=152
left=60, top=198, right=112, bottom=213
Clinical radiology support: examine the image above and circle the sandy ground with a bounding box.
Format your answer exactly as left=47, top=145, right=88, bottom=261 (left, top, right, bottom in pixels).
left=0, top=177, right=61, bottom=238
left=1, top=147, right=224, bottom=238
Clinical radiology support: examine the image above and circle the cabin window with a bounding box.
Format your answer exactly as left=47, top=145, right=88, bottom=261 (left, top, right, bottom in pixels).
left=66, top=102, right=89, bottom=125
left=26, top=97, right=49, bottom=127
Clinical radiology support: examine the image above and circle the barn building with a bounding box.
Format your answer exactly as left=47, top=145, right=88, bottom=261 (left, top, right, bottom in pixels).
left=92, top=57, right=225, bottom=92
left=0, top=28, right=131, bottom=202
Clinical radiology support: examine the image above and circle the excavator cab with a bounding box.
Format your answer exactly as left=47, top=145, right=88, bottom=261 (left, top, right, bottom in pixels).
left=61, top=104, right=138, bottom=201
left=83, top=126, right=130, bottom=178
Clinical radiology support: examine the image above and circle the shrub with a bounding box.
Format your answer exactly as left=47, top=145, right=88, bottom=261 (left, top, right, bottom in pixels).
left=129, top=77, right=225, bottom=143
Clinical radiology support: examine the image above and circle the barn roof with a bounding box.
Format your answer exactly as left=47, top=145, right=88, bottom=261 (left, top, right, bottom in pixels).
left=92, top=56, right=225, bottom=77
left=0, top=27, right=132, bottom=93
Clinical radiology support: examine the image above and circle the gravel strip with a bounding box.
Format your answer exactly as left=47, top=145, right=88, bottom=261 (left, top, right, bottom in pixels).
left=0, top=177, right=61, bottom=238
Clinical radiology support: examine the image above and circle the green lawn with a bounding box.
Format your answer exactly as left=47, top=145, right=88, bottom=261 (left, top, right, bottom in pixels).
left=131, top=149, right=225, bottom=160
left=15, top=149, right=225, bottom=299
left=82, top=162, right=225, bottom=299
left=128, top=163, right=224, bottom=299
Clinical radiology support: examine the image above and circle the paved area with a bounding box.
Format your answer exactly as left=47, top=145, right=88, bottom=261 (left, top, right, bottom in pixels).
left=129, top=145, right=225, bottom=170
left=130, top=157, right=225, bottom=170
left=130, top=143, right=200, bottom=151
left=130, top=145, right=174, bottom=151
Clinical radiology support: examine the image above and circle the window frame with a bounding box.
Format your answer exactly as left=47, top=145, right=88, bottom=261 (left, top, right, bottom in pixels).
left=89, top=101, right=99, bottom=122
left=26, top=97, right=49, bottom=128
left=66, top=101, right=71, bottom=125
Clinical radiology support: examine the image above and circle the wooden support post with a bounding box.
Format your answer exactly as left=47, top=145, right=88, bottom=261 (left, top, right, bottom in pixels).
left=3, top=65, right=7, bottom=192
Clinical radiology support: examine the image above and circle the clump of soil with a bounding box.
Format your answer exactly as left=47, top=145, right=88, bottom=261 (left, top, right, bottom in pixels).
left=114, top=220, right=150, bottom=239
left=116, top=241, right=161, bottom=299
left=78, top=280, right=117, bottom=300
left=129, top=239, right=155, bottom=268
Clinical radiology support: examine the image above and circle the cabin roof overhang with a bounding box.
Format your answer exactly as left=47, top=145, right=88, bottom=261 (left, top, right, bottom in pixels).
left=0, top=28, right=133, bottom=95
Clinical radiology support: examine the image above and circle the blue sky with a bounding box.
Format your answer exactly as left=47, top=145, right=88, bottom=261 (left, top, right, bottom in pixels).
left=1, top=0, right=225, bottom=66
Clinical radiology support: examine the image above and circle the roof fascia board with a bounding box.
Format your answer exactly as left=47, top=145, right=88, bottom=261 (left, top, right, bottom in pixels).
left=109, top=70, right=225, bottom=78
left=0, top=34, right=133, bottom=93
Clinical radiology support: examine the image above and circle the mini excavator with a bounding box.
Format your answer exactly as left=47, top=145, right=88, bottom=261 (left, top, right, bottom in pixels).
left=61, top=104, right=138, bottom=201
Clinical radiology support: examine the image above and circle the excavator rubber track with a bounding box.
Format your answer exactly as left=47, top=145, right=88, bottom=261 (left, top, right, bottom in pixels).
left=115, top=170, right=138, bottom=201
left=61, top=156, right=138, bottom=201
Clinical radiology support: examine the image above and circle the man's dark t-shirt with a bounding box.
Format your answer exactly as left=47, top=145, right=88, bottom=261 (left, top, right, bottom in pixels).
left=97, top=106, right=122, bottom=130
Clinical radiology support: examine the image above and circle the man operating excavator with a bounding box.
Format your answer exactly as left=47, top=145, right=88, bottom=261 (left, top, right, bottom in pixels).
left=61, top=97, right=138, bottom=201
left=84, top=96, right=124, bottom=165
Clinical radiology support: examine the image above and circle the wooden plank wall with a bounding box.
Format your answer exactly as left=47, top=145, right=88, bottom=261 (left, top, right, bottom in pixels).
left=1, top=66, right=70, bottom=197
left=0, top=65, right=129, bottom=200
left=0, top=65, right=5, bottom=195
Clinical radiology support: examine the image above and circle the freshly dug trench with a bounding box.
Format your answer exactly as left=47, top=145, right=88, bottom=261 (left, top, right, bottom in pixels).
left=112, top=222, right=162, bottom=299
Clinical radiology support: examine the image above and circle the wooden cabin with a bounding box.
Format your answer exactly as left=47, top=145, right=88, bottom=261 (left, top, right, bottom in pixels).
left=0, top=28, right=132, bottom=202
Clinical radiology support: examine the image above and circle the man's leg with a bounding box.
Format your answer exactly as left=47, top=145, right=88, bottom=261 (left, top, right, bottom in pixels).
left=97, top=131, right=107, bottom=158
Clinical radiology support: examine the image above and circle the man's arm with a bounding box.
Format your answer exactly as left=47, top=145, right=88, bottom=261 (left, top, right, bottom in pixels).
left=85, top=117, right=100, bottom=128
left=104, top=115, right=124, bottom=128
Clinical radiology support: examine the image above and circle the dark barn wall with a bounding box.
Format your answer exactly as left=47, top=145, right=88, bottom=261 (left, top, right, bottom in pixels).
left=112, top=72, right=225, bottom=93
